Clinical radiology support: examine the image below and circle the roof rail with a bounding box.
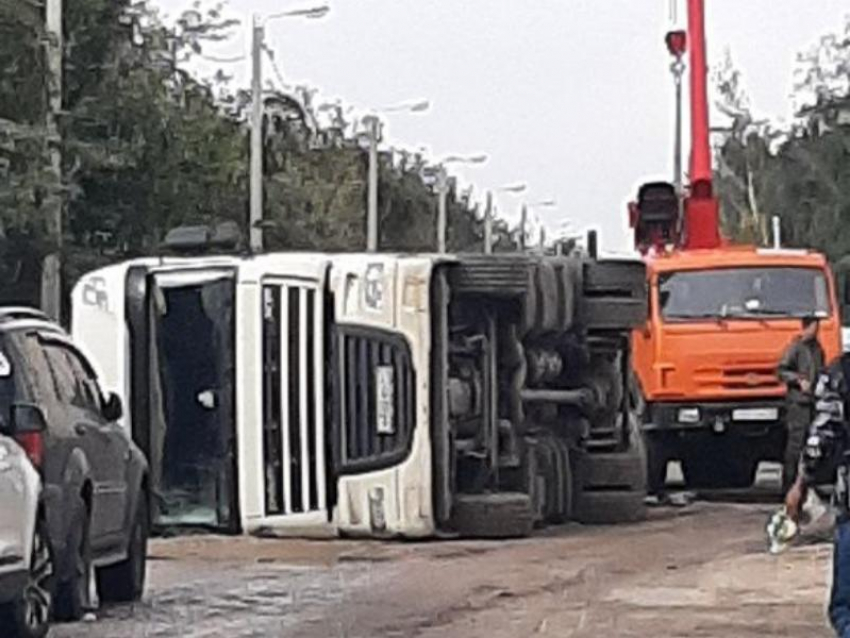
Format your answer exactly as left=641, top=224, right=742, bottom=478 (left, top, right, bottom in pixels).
left=2, top=318, right=66, bottom=336
left=0, top=307, right=51, bottom=323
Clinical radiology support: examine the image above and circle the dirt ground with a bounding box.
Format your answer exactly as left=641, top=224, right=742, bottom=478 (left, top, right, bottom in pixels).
left=51, top=500, right=836, bottom=638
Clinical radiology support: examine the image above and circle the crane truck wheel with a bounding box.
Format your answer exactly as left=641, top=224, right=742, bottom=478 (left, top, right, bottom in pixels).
left=681, top=454, right=756, bottom=490
left=644, top=432, right=672, bottom=495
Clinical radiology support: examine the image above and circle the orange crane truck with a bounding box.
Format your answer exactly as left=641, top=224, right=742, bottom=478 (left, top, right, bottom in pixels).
left=629, top=0, right=841, bottom=493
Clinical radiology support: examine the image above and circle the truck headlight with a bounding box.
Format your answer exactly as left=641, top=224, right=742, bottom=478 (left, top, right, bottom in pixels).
left=678, top=408, right=700, bottom=424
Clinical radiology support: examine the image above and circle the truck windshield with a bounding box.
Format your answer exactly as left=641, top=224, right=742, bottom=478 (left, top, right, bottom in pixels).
left=659, top=267, right=831, bottom=321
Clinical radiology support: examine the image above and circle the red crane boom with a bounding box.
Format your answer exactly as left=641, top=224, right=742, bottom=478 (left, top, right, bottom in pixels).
left=682, top=0, right=721, bottom=250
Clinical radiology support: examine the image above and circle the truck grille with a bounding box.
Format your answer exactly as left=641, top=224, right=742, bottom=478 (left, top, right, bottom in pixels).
left=261, top=282, right=327, bottom=517
left=332, top=327, right=415, bottom=474
left=695, top=364, right=782, bottom=392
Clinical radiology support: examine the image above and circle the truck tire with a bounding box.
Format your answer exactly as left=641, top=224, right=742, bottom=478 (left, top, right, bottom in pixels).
left=644, top=431, right=671, bottom=494
left=579, top=260, right=647, bottom=331
left=451, top=493, right=535, bottom=539
left=531, top=435, right=573, bottom=525
left=450, top=256, right=530, bottom=297
left=571, top=491, right=647, bottom=524
left=572, top=418, right=648, bottom=524
left=682, top=454, right=756, bottom=490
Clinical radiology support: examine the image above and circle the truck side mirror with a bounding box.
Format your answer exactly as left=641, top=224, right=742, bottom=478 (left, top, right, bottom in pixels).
left=102, top=392, right=123, bottom=422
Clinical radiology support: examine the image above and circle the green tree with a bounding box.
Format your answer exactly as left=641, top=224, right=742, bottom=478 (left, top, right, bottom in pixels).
left=0, top=0, right=500, bottom=313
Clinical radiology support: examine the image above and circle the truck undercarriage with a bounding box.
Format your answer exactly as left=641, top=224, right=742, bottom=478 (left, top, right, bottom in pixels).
left=429, top=255, right=648, bottom=536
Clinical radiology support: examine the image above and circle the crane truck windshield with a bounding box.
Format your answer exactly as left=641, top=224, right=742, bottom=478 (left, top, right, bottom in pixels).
left=659, top=267, right=830, bottom=321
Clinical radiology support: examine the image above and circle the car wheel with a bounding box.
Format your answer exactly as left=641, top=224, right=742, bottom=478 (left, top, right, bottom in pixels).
left=53, top=498, right=91, bottom=622
left=2, top=521, right=53, bottom=638
left=96, top=493, right=148, bottom=604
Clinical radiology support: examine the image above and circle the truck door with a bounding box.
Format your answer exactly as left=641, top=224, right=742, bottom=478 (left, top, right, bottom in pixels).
left=125, top=265, right=239, bottom=533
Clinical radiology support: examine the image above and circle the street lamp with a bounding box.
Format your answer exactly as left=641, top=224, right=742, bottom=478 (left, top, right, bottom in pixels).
left=519, top=199, right=557, bottom=251
left=250, top=4, right=329, bottom=253
left=483, top=183, right=527, bottom=254
left=436, top=154, right=488, bottom=253
left=364, top=100, right=431, bottom=252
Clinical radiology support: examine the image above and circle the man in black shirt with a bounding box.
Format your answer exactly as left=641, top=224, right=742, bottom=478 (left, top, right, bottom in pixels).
left=786, top=352, right=850, bottom=637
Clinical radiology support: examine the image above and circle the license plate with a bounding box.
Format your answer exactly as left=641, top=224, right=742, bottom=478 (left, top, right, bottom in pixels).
left=732, top=407, right=778, bottom=422
left=375, top=366, right=395, bottom=434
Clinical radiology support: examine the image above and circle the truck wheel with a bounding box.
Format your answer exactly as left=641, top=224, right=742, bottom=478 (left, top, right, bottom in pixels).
left=97, top=493, right=148, bottom=603
left=451, top=493, right=535, bottom=538
left=682, top=454, right=755, bottom=489
left=644, top=432, right=670, bottom=495
left=54, top=498, right=91, bottom=622
left=571, top=491, right=647, bottom=524
left=572, top=418, right=648, bottom=524
left=532, top=435, right=573, bottom=525
left=579, top=260, right=647, bottom=331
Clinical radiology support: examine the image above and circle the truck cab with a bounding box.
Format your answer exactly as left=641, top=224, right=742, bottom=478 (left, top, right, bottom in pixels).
left=633, top=247, right=841, bottom=490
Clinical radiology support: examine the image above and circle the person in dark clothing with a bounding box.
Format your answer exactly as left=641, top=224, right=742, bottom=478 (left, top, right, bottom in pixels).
left=786, top=352, right=850, bottom=637
left=779, top=316, right=826, bottom=489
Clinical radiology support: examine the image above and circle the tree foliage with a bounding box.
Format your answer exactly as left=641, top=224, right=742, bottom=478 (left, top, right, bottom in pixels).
left=0, top=0, right=495, bottom=310
left=714, top=19, right=850, bottom=261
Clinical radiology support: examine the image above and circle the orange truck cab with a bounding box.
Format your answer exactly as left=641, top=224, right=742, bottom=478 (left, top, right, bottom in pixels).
left=632, top=246, right=841, bottom=491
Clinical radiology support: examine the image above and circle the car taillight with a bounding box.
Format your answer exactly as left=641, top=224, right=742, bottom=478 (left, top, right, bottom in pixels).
left=14, top=432, right=43, bottom=469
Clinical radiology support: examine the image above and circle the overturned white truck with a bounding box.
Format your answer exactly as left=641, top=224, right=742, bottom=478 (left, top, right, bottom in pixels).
left=71, top=251, right=647, bottom=538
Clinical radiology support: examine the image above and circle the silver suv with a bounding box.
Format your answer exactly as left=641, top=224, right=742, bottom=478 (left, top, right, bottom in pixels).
left=0, top=432, right=49, bottom=638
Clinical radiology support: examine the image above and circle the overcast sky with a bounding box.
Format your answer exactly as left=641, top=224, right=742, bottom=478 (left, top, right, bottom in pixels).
left=154, top=0, right=849, bottom=252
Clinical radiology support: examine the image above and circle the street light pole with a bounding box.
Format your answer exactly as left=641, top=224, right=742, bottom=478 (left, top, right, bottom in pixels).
left=436, top=154, right=487, bottom=253
left=518, top=204, right=528, bottom=251
left=483, top=191, right=493, bottom=254
left=485, top=183, right=526, bottom=255
left=364, top=100, right=430, bottom=252
left=40, top=0, right=63, bottom=322
left=519, top=199, right=557, bottom=253
left=366, top=115, right=380, bottom=252
left=248, top=5, right=329, bottom=254
left=436, top=166, right=449, bottom=253
left=249, top=16, right=264, bottom=253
